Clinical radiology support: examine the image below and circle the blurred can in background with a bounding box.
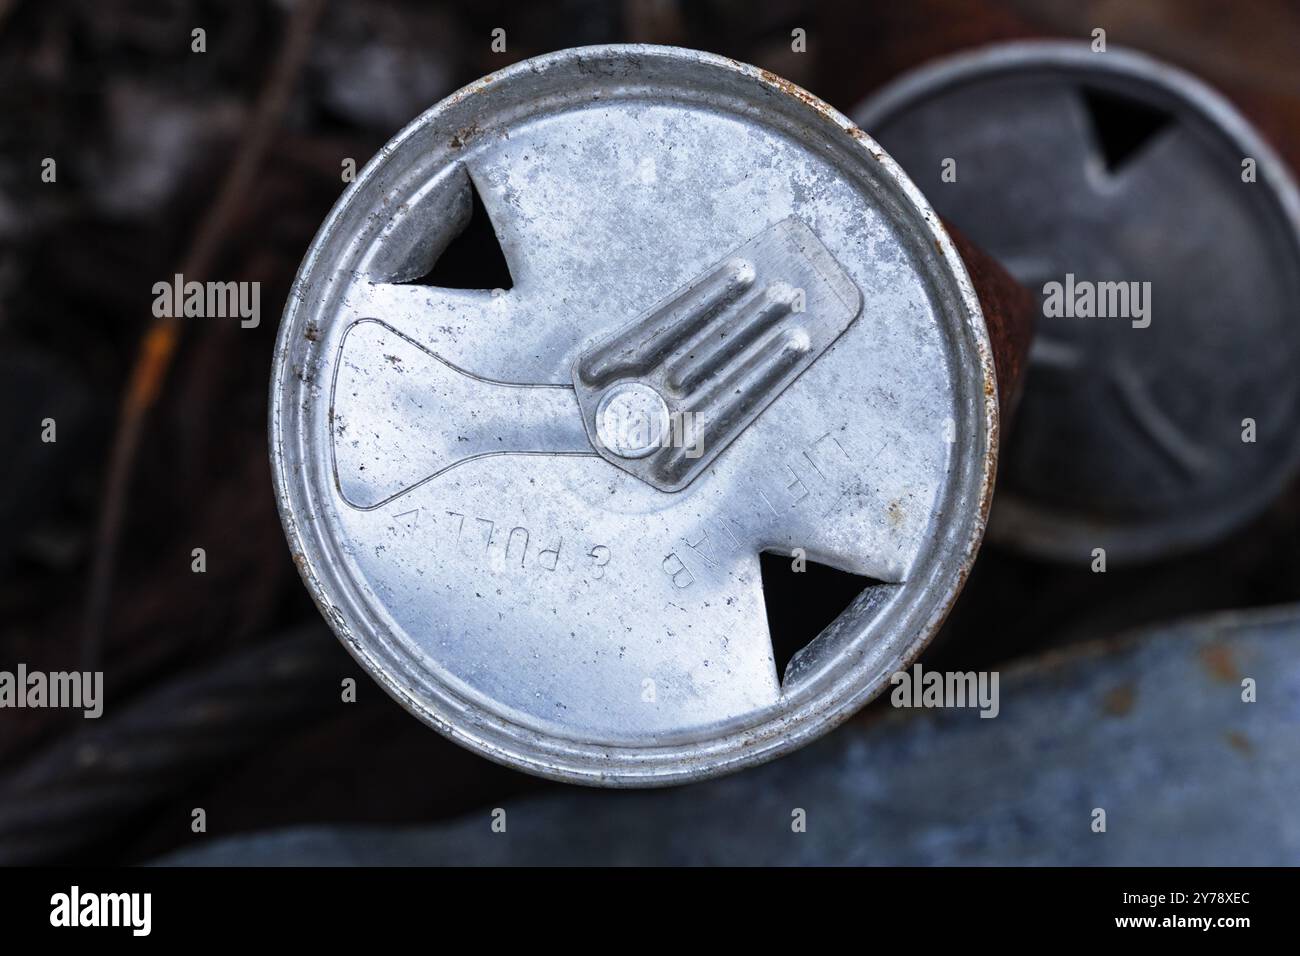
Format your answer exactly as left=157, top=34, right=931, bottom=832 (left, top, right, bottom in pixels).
left=856, top=41, right=1300, bottom=563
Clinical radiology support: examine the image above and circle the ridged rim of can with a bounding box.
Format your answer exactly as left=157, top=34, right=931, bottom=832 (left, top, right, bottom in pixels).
left=268, top=44, right=998, bottom=786
left=857, top=40, right=1300, bottom=563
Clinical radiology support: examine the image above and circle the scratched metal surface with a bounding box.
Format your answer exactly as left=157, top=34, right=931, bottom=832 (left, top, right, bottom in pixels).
left=856, top=42, right=1300, bottom=563
left=269, top=45, right=998, bottom=785
left=159, top=604, right=1300, bottom=866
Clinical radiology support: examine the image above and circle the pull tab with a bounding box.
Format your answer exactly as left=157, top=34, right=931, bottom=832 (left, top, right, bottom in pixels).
left=573, top=217, right=863, bottom=492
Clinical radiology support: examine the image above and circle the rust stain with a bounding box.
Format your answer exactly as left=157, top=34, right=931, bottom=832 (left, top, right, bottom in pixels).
left=450, top=123, right=481, bottom=149
left=886, top=499, right=905, bottom=529
left=1225, top=730, right=1254, bottom=755
left=757, top=68, right=837, bottom=120
left=1200, top=643, right=1238, bottom=683
left=1101, top=682, right=1136, bottom=716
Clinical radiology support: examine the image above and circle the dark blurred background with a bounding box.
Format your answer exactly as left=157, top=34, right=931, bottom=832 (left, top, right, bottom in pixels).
left=2, top=0, right=1299, bottom=865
